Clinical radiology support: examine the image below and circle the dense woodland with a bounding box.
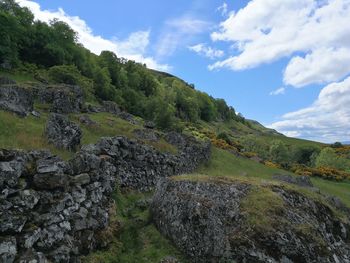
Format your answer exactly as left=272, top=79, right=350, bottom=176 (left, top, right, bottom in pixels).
left=0, top=0, right=244, bottom=131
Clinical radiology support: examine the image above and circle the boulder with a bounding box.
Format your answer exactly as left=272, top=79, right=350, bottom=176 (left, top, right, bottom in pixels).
left=36, top=85, right=83, bottom=114
left=133, top=129, right=160, bottom=141
left=152, top=178, right=350, bottom=263
left=118, top=111, right=138, bottom=125
left=0, top=237, right=17, bottom=263
left=101, top=101, right=121, bottom=115
left=0, top=85, right=33, bottom=117
left=144, top=121, right=156, bottom=129
left=45, top=113, right=82, bottom=151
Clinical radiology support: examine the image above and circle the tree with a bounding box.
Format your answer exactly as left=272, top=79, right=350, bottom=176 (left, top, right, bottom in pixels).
left=291, top=145, right=320, bottom=165
left=93, top=67, right=116, bottom=101
left=269, top=140, right=289, bottom=164
left=315, top=147, right=349, bottom=171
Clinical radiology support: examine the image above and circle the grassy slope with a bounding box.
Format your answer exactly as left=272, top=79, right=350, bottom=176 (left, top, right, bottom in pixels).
left=0, top=110, right=177, bottom=159
left=195, top=147, right=350, bottom=206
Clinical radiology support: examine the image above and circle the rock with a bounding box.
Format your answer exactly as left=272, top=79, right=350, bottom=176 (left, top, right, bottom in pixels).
left=160, top=256, right=179, bottom=263
left=71, top=173, right=90, bottom=186
left=144, top=121, right=156, bottom=129
left=36, top=85, right=83, bottom=114
left=18, top=248, right=48, bottom=263
left=33, top=173, right=70, bottom=190
left=45, top=113, right=82, bottom=151
left=0, top=133, right=210, bottom=262
left=79, top=115, right=98, bottom=127
left=133, top=129, right=160, bottom=141
left=272, top=174, right=313, bottom=187
left=101, top=101, right=121, bottom=115
left=0, top=76, right=16, bottom=85
left=0, top=237, right=17, bottom=263
left=118, top=111, right=138, bottom=125
left=0, top=160, right=25, bottom=189
left=31, top=110, right=41, bottom=118
left=164, top=132, right=187, bottom=147
left=152, top=178, right=350, bottom=263
left=0, top=85, right=33, bottom=117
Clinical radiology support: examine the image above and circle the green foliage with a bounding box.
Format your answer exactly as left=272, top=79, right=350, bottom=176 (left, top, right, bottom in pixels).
left=269, top=140, right=289, bottom=164
left=315, top=147, right=350, bottom=171
left=48, top=65, right=95, bottom=102
left=93, top=67, right=116, bottom=101
left=291, top=145, right=321, bottom=165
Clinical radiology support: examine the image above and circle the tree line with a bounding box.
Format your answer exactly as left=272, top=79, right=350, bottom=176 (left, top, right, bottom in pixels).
left=0, top=0, right=244, bottom=129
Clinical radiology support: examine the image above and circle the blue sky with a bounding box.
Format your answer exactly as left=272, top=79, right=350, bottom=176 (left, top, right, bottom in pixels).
left=18, top=0, right=350, bottom=143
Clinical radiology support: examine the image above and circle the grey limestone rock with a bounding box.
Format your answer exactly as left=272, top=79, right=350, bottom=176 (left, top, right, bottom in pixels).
left=45, top=113, right=82, bottom=151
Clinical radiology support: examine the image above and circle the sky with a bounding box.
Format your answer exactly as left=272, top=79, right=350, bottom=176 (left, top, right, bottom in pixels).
left=17, top=0, right=350, bottom=143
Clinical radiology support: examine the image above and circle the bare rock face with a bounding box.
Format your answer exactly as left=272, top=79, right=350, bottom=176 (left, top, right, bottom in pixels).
left=45, top=113, right=82, bottom=151
left=0, top=149, right=117, bottom=263
left=37, top=85, right=83, bottom=114
left=151, top=178, right=350, bottom=263
left=0, top=85, right=33, bottom=117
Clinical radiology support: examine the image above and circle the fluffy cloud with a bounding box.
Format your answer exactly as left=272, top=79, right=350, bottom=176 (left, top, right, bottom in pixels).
left=17, top=0, right=170, bottom=71
left=269, top=87, right=285, bottom=96
left=284, top=47, right=350, bottom=87
left=188, top=43, right=224, bottom=59
left=269, top=77, right=350, bottom=142
left=155, top=16, right=210, bottom=58
left=209, top=0, right=350, bottom=87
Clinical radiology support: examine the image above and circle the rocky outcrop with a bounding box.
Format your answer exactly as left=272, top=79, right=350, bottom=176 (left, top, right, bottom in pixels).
left=36, top=85, right=83, bottom=114
left=0, top=133, right=210, bottom=262
left=0, top=85, right=33, bottom=117
left=0, top=149, right=117, bottom=262
left=45, top=113, right=82, bottom=151
left=82, top=134, right=211, bottom=191
left=152, top=178, right=350, bottom=263
left=133, top=129, right=160, bottom=141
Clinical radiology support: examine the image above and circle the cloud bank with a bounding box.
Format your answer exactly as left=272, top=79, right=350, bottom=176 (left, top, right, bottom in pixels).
left=269, top=77, right=350, bottom=143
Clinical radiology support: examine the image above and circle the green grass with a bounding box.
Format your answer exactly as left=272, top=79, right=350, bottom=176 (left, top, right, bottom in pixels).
left=75, top=112, right=177, bottom=154
left=83, top=190, right=188, bottom=263
left=0, top=110, right=73, bottom=159
left=197, top=147, right=292, bottom=180
left=195, top=147, right=350, bottom=207
left=0, top=71, right=36, bottom=83
left=312, top=178, right=350, bottom=207
left=0, top=110, right=177, bottom=159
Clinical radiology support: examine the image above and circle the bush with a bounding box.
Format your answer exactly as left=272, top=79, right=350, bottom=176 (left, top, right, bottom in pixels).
left=48, top=64, right=95, bottom=102
left=292, top=164, right=350, bottom=181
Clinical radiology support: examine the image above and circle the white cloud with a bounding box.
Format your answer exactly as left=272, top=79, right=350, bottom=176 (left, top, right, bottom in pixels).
left=188, top=43, right=224, bottom=59
left=155, top=16, right=210, bottom=58
left=17, top=0, right=170, bottom=71
left=217, top=2, right=228, bottom=16
left=284, top=47, right=350, bottom=87
left=269, top=87, right=285, bottom=96
left=269, top=77, right=350, bottom=142
left=209, top=0, right=350, bottom=87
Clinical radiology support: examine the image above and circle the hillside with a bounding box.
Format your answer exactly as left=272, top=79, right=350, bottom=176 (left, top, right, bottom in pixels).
left=1, top=1, right=350, bottom=262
